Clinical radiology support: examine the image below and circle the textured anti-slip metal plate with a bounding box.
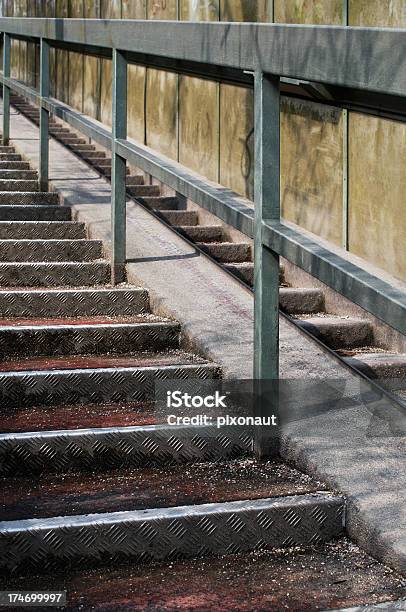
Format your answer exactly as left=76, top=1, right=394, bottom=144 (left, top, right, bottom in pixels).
left=0, top=494, right=345, bottom=575
left=0, top=239, right=103, bottom=262
left=0, top=424, right=254, bottom=475
left=0, top=261, right=111, bottom=286
left=0, top=191, right=59, bottom=205
left=0, top=363, right=221, bottom=408
left=0, top=321, right=180, bottom=358
left=0, top=222, right=85, bottom=240
left=0, top=288, right=150, bottom=317
left=0, top=205, right=71, bottom=221
left=0, top=179, right=39, bottom=191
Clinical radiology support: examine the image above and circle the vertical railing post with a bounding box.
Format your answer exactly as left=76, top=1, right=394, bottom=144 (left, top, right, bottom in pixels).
left=2, top=33, right=11, bottom=146
left=253, top=72, right=281, bottom=459
left=39, top=38, right=50, bottom=192
left=111, top=48, right=127, bottom=285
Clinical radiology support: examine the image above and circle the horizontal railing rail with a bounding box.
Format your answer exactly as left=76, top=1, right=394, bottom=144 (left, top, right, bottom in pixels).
left=0, top=18, right=405, bottom=455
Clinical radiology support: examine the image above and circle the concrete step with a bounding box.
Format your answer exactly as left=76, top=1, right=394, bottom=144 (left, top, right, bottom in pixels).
left=225, top=262, right=284, bottom=286
left=68, top=144, right=96, bottom=152
left=0, top=161, right=30, bottom=170
left=0, top=191, right=59, bottom=205
left=296, top=316, right=373, bottom=350
left=49, top=128, right=72, bottom=135
left=0, top=205, right=71, bottom=221
left=0, top=491, right=344, bottom=576
left=95, top=162, right=131, bottom=175
left=279, top=287, right=325, bottom=315
left=0, top=179, right=38, bottom=192
left=0, top=221, right=86, bottom=239
left=0, top=288, right=150, bottom=318
left=159, top=210, right=199, bottom=226
left=0, top=153, right=22, bottom=161
left=126, top=185, right=162, bottom=198
left=0, top=316, right=180, bottom=359
left=175, top=225, right=224, bottom=243
left=80, top=151, right=107, bottom=159
left=0, top=239, right=103, bottom=262
left=126, top=175, right=144, bottom=186
left=0, top=170, right=38, bottom=180
left=138, top=195, right=179, bottom=210
left=59, top=137, right=87, bottom=146
left=0, top=350, right=220, bottom=408
left=342, top=352, right=406, bottom=380
left=198, top=242, right=252, bottom=263
left=0, top=261, right=110, bottom=287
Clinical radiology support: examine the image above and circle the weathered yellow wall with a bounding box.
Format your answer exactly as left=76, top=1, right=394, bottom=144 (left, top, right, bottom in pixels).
left=281, top=99, right=343, bottom=246
left=349, top=0, right=406, bottom=27
left=179, top=76, right=218, bottom=181
left=219, top=84, right=254, bottom=201
left=348, top=113, right=406, bottom=281
left=180, top=0, right=219, bottom=20
left=6, top=0, right=406, bottom=281
left=274, top=0, right=343, bottom=24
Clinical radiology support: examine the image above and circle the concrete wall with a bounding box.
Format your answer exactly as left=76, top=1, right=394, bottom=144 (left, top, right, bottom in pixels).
left=4, top=0, right=406, bottom=282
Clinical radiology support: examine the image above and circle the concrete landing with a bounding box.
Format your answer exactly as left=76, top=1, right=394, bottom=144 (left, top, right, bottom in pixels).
left=6, top=106, right=406, bottom=575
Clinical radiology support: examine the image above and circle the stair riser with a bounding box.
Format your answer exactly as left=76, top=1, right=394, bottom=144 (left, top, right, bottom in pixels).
left=160, top=211, right=198, bottom=226
left=0, top=180, right=38, bottom=192
left=279, top=289, right=325, bottom=315
left=176, top=226, right=224, bottom=243
left=0, top=222, right=86, bottom=240
left=0, top=289, right=150, bottom=318
left=0, top=425, right=254, bottom=476
left=344, top=356, right=406, bottom=381
left=0, top=147, right=16, bottom=153
left=0, top=495, right=344, bottom=576
left=298, top=320, right=373, bottom=350
left=137, top=196, right=179, bottom=210
left=200, top=243, right=251, bottom=264
left=0, top=240, right=103, bottom=262
left=126, top=176, right=144, bottom=186
left=0, top=171, right=38, bottom=180
left=127, top=186, right=162, bottom=197
left=0, top=206, right=71, bottom=221
left=96, top=165, right=131, bottom=176
left=0, top=263, right=110, bottom=287
left=81, top=152, right=107, bottom=159
left=0, top=192, right=59, bottom=205
left=61, top=138, right=88, bottom=145
left=67, top=145, right=96, bottom=152
left=0, top=323, right=180, bottom=359
left=0, top=363, right=221, bottom=408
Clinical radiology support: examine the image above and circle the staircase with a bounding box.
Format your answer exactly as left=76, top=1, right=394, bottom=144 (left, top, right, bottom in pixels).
left=1, top=119, right=406, bottom=611
left=9, top=95, right=406, bottom=405
left=0, top=138, right=348, bottom=579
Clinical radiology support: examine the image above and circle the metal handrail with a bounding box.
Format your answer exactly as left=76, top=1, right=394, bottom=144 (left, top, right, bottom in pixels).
left=0, top=19, right=405, bottom=456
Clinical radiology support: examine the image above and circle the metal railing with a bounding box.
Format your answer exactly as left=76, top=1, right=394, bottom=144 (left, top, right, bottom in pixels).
left=0, top=19, right=405, bottom=455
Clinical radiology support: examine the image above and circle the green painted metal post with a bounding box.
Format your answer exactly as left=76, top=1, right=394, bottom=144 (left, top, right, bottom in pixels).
left=2, top=33, right=11, bottom=146
left=111, top=48, right=127, bottom=285
left=39, top=39, right=50, bottom=192
left=253, top=72, right=281, bottom=459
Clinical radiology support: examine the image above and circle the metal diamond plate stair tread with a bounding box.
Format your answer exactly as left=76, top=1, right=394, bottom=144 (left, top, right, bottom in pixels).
left=0, top=349, right=211, bottom=372
left=0, top=493, right=344, bottom=576
left=0, top=261, right=111, bottom=286
left=0, top=287, right=150, bottom=317
left=0, top=205, right=71, bottom=221
left=2, top=459, right=327, bottom=521
left=0, top=221, right=86, bottom=239
left=14, top=539, right=403, bottom=611
left=0, top=317, right=181, bottom=358
left=0, top=238, right=103, bottom=262
left=0, top=191, right=59, bottom=205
